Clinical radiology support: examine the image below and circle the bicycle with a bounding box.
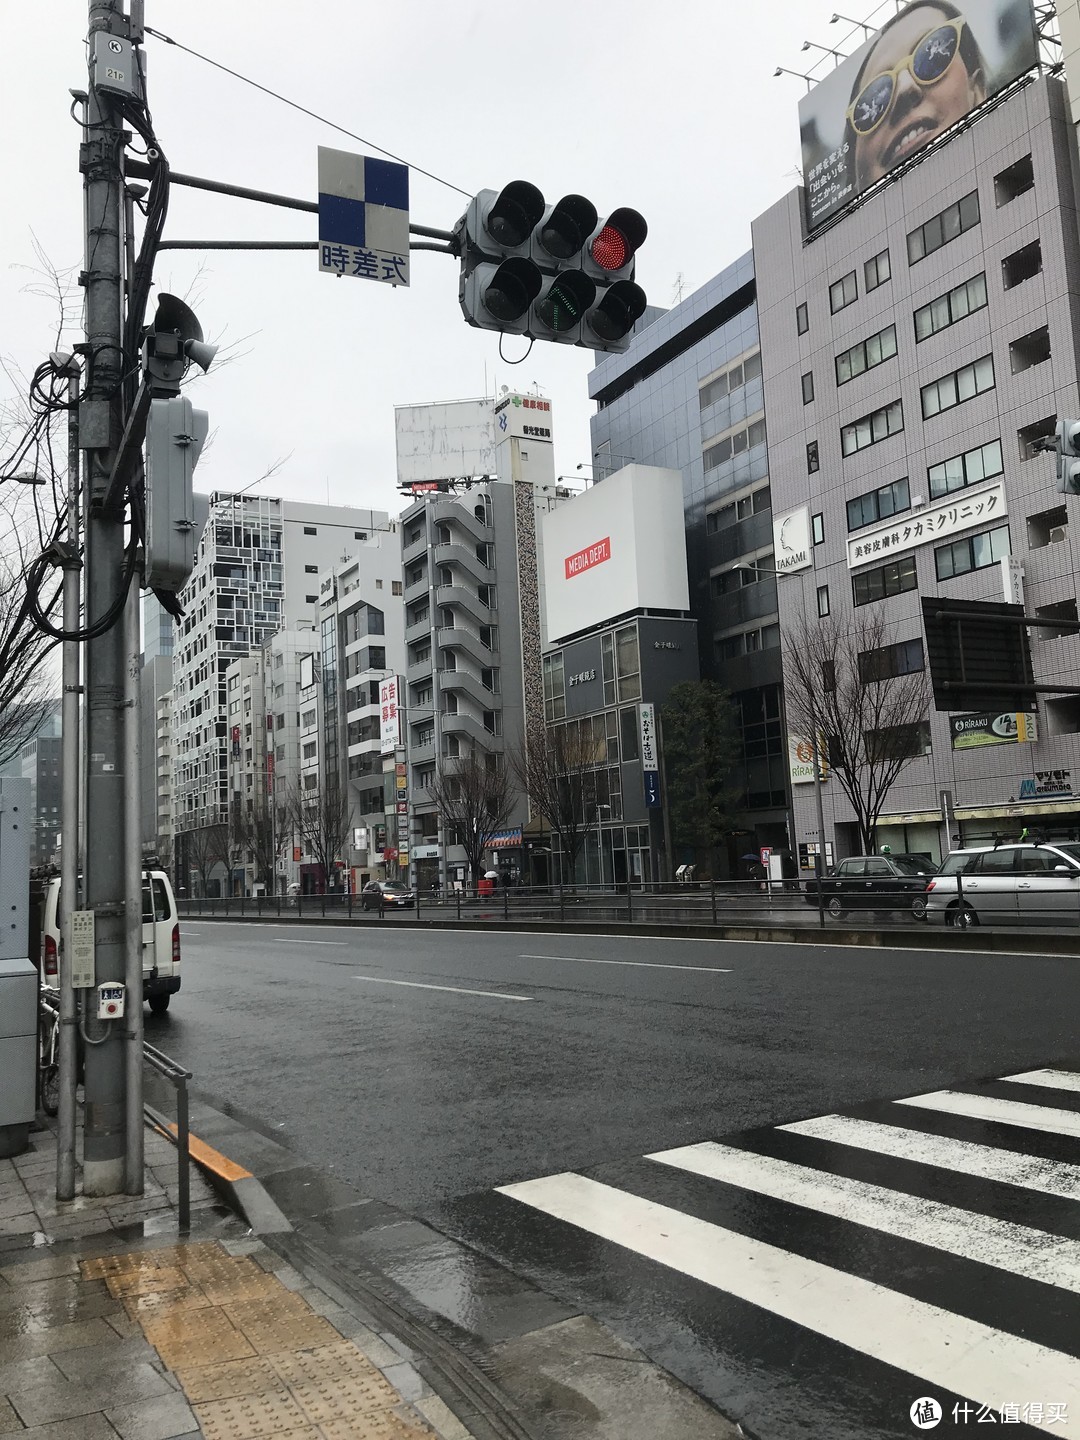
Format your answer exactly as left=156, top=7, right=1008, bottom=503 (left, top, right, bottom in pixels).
left=38, top=992, right=60, bottom=1118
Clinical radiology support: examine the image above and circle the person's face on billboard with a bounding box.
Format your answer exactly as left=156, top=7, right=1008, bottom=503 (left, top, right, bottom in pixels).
left=851, top=5, right=986, bottom=187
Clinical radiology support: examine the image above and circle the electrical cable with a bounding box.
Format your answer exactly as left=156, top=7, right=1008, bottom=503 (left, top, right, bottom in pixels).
left=498, top=333, right=535, bottom=366
left=143, top=25, right=472, bottom=201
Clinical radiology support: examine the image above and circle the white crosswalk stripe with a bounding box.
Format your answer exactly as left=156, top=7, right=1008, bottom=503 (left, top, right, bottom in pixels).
left=492, top=1067, right=1080, bottom=1437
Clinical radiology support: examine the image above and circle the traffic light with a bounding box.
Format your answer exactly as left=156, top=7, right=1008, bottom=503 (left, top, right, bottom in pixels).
left=1056, top=419, right=1080, bottom=494
left=144, top=396, right=208, bottom=592
left=456, top=183, right=648, bottom=352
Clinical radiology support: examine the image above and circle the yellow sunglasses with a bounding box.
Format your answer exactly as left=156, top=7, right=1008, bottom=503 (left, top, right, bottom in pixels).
left=847, top=20, right=966, bottom=137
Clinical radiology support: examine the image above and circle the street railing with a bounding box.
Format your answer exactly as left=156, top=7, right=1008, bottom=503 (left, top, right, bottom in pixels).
left=174, top=878, right=968, bottom=931
left=142, top=1041, right=192, bottom=1233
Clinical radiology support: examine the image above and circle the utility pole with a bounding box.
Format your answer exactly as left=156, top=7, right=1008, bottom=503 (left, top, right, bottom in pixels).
left=81, top=0, right=131, bottom=1196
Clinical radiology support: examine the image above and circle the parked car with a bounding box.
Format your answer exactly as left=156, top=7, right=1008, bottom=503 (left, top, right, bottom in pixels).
left=804, top=853, right=938, bottom=920
left=361, top=881, right=415, bottom=911
left=40, top=867, right=181, bottom=1014
left=924, top=842, right=1080, bottom=928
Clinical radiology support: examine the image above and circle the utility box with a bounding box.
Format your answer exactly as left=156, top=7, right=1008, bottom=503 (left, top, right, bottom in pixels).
left=0, top=959, right=36, bottom=1157
left=0, top=777, right=33, bottom=1157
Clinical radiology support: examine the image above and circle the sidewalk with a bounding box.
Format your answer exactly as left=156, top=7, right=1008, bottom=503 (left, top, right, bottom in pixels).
left=0, top=1119, right=473, bottom=1439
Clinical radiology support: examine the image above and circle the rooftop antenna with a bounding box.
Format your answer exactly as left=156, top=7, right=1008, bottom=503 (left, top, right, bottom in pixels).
left=673, top=271, right=686, bottom=304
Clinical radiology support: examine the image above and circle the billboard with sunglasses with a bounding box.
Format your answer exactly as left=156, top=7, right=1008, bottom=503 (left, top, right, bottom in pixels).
left=799, top=0, right=1038, bottom=231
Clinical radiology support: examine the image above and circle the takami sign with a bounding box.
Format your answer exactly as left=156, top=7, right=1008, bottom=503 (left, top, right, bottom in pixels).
left=773, top=507, right=812, bottom=574
left=565, top=537, right=611, bottom=579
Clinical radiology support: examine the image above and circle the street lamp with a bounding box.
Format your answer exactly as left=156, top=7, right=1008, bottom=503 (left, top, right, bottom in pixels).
left=596, top=803, right=611, bottom=889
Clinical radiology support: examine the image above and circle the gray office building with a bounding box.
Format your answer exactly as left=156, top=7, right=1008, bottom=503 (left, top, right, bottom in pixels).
left=755, top=73, right=1080, bottom=861
left=589, top=258, right=790, bottom=874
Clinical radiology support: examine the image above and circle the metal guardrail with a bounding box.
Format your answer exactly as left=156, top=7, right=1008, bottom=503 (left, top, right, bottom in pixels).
left=176, top=880, right=935, bottom=929
left=143, top=1040, right=192, bottom=1233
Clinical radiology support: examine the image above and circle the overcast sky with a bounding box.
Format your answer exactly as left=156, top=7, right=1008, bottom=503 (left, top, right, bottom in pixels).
left=1, top=0, right=875, bottom=518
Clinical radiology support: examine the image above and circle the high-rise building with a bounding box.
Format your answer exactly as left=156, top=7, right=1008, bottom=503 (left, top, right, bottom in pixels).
left=171, top=492, right=391, bottom=888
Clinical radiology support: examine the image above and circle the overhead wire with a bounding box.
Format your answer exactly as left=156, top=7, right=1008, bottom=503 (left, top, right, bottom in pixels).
left=143, top=25, right=472, bottom=201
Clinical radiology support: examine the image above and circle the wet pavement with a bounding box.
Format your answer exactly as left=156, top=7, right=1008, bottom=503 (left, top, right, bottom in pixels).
left=0, top=1120, right=481, bottom=1439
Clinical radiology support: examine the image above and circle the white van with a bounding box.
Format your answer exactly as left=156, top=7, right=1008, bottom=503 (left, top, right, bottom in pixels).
left=40, top=867, right=181, bottom=1013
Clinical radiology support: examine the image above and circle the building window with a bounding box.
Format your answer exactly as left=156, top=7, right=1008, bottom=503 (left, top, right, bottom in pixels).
left=1010, top=326, right=1051, bottom=374
left=846, top=477, right=910, bottom=532
left=857, top=638, right=924, bottom=683
left=1002, top=239, right=1042, bottom=290
left=920, top=355, right=993, bottom=420
left=829, top=270, right=858, bottom=313
left=835, top=324, right=897, bottom=386
left=807, top=440, right=820, bottom=474
left=392, top=580, right=402, bottom=595
left=305, top=594, right=318, bottom=604
left=927, top=439, right=1003, bottom=500
left=907, top=190, right=979, bottom=264
left=304, top=564, right=318, bottom=574
left=1018, top=416, right=1056, bottom=461
left=994, top=154, right=1033, bottom=206
left=840, top=399, right=904, bottom=456
left=702, top=416, right=767, bottom=470
left=812, top=513, right=824, bottom=546
left=934, top=524, right=1010, bottom=580
left=698, top=353, right=762, bottom=411
left=707, top=487, right=771, bottom=532
left=354, top=531, right=367, bottom=540
left=303, top=526, right=317, bottom=535
left=913, top=272, right=987, bottom=343
left=801, top=372, right=815, bottom=405
left=864, top=248, right=890, bottom=292
left=1026, top=505, right=1068, bottom=550
left=796, top=302, right=809, bottom=335
left=852, top=554, right=917, bottom=607
left=817, top=585, right=830, bottom=617
left=543, top=651, right=565, bottom=722
left=601, top=624, right=641, bottom=706
left=865, top=721, right=931, bottom=761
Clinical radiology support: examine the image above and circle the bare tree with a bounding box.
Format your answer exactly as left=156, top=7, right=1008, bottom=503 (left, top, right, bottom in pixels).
left=510, top=721, right=603, bottom=883
left=430, top=749, right=514, bottom=885
left=284, top=775, right=351, bottom=892
left=660, top=680, right=739, bottom=875
left=236, top=797, right=277, bottom=894
left=783, top=608, right=932, bottom=853
left=182, top=823, right=228, bottom=897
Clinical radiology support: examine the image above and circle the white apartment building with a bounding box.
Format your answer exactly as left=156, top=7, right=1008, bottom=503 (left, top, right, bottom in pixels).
left=171, top=492, right=390, bottom=891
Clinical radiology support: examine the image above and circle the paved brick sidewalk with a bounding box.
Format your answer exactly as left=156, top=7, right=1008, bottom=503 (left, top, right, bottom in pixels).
left=0, top=1125, right=470, bottom=1439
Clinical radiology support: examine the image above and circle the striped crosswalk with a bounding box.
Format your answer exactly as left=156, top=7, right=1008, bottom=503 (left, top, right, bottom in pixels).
left=458, top=1066, right=1080, bottom=1439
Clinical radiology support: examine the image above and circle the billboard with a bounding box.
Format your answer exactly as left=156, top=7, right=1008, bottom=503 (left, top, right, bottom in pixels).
left=541, top=466, right=689, bottom=646
left=800, top=0, right=1038, bottom=230
left=949, top=710, right=1038, bottom=748
left=394, top=399, right=496, bottom=486
left=379, top=676, right=401, bottom=754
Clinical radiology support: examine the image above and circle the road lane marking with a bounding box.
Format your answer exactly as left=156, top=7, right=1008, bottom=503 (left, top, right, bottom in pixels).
left=649, top=1140, right=1080, bottom=1292
left=352, top=975, right=533, bottom=1001
left=496, top=1172, right=1080, bottom=1431
left=271, top=938, right=348, bottom=946
left=518, top=954, right=731, bottom=974
left=781, top=1114, right=1080, bottom=1200
left=1002, top=1068, right=1080, bottom=1093
left=897, top=1090, right=1080, bottom=1138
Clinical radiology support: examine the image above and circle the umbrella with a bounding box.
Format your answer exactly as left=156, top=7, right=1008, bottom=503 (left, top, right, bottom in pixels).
left=740, top=853, right=760, bottom=862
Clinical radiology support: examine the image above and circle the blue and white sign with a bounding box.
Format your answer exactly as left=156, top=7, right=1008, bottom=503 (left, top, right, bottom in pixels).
left=643, top=771, right=661, bottom=808
left=318, top=147, right=409, bottom=286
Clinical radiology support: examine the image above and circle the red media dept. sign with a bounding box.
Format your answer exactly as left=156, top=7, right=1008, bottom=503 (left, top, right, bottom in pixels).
left=565, top=536, right=611, bottom=580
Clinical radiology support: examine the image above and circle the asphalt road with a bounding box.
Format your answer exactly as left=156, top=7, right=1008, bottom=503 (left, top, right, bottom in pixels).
left=160, top=921, right=1080, bottom=1208
left=159, top=922, right=1080, bottom=1440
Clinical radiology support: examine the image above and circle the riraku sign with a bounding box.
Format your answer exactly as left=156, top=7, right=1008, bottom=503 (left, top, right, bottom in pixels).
left=950, top=711, right=1037, bottom=749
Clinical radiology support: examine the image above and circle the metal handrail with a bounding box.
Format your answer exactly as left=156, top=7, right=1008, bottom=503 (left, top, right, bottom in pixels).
left=142, top=1039, right=192, bottom=1233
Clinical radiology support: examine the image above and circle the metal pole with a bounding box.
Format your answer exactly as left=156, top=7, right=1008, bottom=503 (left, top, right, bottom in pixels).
left=176, top=1077, right=190, bottom=1233
left=57, top=361, right=82, bottom=1204
left=811, top=726, right=828, bottom=929
left=82, top=0, right=130, bottom=1197
left=123, top=579, right=143, bottom=1194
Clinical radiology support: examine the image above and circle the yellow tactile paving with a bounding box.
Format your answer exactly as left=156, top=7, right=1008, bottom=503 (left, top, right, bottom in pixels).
left=194, top=1388, right=310, bottom=1440
left=86, top=1242, right=439, bottom=1440
left=143, top=1303, right=257, bottom=1369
